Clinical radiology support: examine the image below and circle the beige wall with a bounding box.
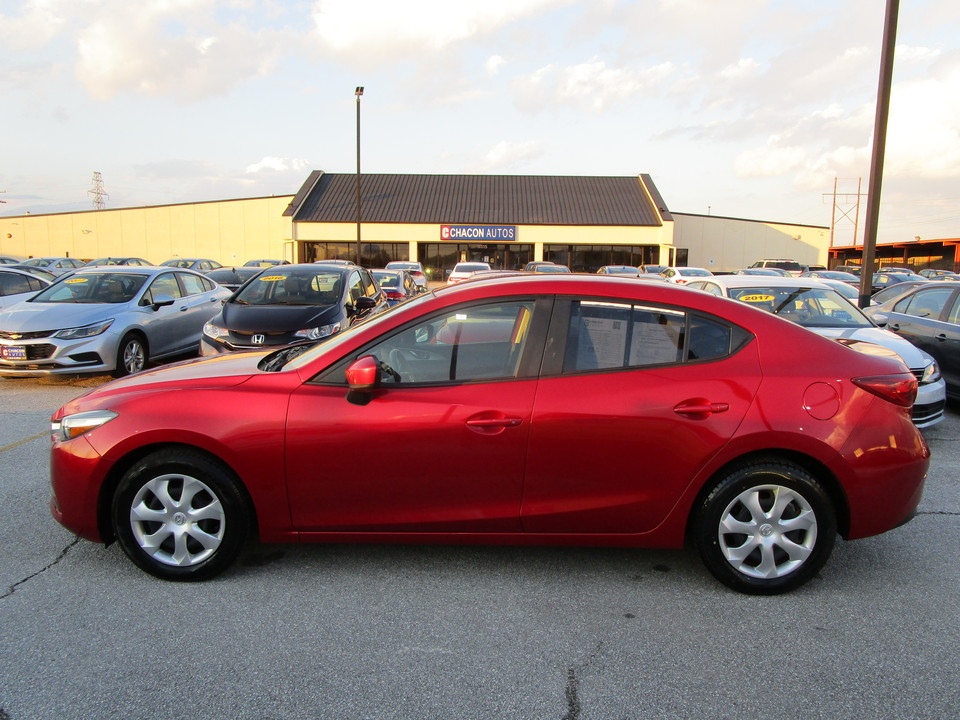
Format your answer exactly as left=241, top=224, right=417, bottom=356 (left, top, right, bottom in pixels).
left=672, top=213, right=830, bottom=271
left=0, top=196, right=295, bottom=265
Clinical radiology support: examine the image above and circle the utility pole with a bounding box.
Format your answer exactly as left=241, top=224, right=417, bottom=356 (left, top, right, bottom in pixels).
left=858, top=0, right=899, bottom=308
left=88, top=172, right=109, bottom=210
left=355, top=86, right=364, bottom=266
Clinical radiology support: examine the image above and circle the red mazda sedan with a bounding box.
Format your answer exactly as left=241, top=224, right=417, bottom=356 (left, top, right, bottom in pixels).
left=50, top=275, right=929, bottom=594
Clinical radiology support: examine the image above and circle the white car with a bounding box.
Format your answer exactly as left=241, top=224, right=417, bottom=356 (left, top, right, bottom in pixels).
left=685, top=275, right=946, bottom=428
left=660, top=266, right=713, bottom=284
left=448, top=262, right=492, bottom=285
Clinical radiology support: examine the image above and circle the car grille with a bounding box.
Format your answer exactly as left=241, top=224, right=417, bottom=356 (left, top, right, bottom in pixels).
left=912, top=399, right=945, bottom=426
left=0, top=330, right=54, bottom=340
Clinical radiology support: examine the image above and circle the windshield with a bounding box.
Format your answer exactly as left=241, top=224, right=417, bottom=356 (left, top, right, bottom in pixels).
left=233, top=269, right=342, bottom=306
left=728, top=285, right=872, bottom=328
left=30, top=273, right=148, bottom=304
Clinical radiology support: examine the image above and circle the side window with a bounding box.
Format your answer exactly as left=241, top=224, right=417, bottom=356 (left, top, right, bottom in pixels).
left=562, top=300, right=744, bottom=374
left=142, top=272, right=183, bottom=305
left=178, top=272, right=207, bottom=296
left=361, top=270, right=378, bottom=297
left=347, top=272, right=364, bottom=304
left=0, top=272, right=35, bottom=296
left=898, top=287, right=954, bottom=319
left=355, top=300, right=536, bottom=384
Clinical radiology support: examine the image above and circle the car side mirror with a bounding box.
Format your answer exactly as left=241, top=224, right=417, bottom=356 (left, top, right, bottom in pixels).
left=150, top=294, right=176, bottom=310
left=345, top=355, right=381, bottom=405
left=354, top=296, right=378, bottom=311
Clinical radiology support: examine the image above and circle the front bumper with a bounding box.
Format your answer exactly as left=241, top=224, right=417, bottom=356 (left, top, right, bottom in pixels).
left=0, top=333, right=118, bottom=376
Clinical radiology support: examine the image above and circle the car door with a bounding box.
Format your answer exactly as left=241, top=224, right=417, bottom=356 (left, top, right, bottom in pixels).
left=886, top=286, right=960, bottom=395
left=521, top=296, right=760, bottom=533
left=171, top=272, right=225, bottom=352
left=285, top=298, right=546, bottom=532
left=137, top=271, right=188, bottom=357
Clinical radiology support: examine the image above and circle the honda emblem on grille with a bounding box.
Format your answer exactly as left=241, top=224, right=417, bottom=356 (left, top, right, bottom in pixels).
left=252, top=334, right=266, bottom=345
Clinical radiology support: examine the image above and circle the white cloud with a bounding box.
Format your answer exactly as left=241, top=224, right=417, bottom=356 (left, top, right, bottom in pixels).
left=719, top=58, right=761, bottom=80
left=512, top=58, right=676, bottom=113
left=0, top=0, right=68, bottom=52
left=472, top=140, right=544, bottom=172
left=311, top=0, right=572, bottom=61
left=486, top=55, right=507, bottom=76
left=734, top=141, right=807, bottom=179
left=72, top=1, right=289, bottom=102
left=246, top=157, right=311, bottom=174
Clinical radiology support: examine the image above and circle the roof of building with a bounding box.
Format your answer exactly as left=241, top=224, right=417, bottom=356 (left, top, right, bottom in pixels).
left=284, top=172, right=671, bottom=227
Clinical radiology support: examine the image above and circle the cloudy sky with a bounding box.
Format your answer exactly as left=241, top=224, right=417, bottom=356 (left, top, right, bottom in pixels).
left=2, top=0, right=958, bottom=245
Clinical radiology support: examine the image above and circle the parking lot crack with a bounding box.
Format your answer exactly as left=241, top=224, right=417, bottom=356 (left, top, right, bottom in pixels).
left=561, top=641, right=603, bottom=720
left=1, top=537, right=80, bottom=600
left=918, top=510, right=960, bottom=516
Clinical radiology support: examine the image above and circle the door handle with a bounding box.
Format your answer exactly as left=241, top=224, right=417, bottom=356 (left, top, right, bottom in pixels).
left=888, top=323, right=900, bottom=331
left=466, top=417, right=522, bottom=428
left=935, top=333, right=947, bottom=342
left=673, top=401, right=729, bottom=417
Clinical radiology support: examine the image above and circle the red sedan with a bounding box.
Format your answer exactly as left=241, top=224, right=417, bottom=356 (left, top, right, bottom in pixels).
left=50, top=275, right=929, bottom=594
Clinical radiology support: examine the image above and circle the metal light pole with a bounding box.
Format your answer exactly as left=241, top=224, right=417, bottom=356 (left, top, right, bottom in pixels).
left=355, top=86, right=364, bottom=266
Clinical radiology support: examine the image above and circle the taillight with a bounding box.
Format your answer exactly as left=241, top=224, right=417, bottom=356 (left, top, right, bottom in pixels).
left=385, top=290, right=404, bottom=300
left=853, top=375, right=918, bottom=408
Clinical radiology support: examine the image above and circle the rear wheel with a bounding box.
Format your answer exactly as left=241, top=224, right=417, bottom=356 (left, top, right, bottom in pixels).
left=113, top=332, right=147, bottom=377
left=112, top=449, right=250, bottom=581
left=693, top=460, right=836, bottom=594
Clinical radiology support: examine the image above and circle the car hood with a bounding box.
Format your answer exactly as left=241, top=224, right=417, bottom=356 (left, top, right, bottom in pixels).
left=220, top=302, right=341, bottom=331
left=814, top=326, right=929, bottom=368
left=0, top=301, right=120, bottom=332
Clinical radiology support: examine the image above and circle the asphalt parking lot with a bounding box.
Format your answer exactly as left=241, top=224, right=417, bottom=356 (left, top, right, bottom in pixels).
left=1, top=373, right=959, bottom=720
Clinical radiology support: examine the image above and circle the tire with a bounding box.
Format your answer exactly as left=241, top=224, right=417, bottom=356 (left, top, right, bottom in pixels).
left=112, top=449, right=251, bottom=581
left=693, top=459, right=836, bottom=595
left=113, top=332, right=147, bottom=377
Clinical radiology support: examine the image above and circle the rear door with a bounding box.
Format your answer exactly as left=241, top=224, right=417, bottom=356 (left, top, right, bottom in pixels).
left=886, top=286, right=960, bottom=395
left=521, top=297, right=760, bottom=533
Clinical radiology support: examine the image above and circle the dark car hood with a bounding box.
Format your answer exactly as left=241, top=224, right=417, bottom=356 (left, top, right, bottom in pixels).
left=220, top=302, right=341, bottom=331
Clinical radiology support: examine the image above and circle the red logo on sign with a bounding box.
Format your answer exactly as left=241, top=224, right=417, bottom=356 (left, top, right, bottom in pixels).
left=441, top=225, right=450, bottom=240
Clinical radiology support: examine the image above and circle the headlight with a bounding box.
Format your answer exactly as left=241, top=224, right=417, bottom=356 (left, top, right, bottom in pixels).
left=51, top=410, right=118, bottom=441
left=921, top=361, right=941, bottom=384
left=203, top=321, right=226, bottom=339
left=54, top=319, right=114, bottom=340
left=294, top=322, right=341, bottom=341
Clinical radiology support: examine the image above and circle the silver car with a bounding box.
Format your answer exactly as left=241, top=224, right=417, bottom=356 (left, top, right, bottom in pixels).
left=0, top=267, right=231, bottom=377
left=0, top=267, right=50, bottom=310
left=685, top=275, right=946, bottom=429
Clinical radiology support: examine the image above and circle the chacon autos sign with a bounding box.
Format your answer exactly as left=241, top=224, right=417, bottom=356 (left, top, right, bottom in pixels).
left=440, top=225, right=517, bottom=241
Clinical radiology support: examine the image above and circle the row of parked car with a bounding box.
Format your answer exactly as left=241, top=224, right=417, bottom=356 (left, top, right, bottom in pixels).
left=0, top=257, right=430, bottom=379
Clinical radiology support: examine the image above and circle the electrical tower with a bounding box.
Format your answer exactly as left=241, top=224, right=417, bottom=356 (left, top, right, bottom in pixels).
left=88, top=172, right=109, bottom=210
left=823, top=178, right=866, bottom=247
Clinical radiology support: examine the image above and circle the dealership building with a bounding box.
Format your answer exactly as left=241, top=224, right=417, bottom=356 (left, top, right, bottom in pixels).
left=1, top=171, right=831, bottom=276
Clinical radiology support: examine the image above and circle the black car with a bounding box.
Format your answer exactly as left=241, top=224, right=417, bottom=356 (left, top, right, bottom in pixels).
left=206, top=266, right=264, bottom=292
left=865, top=280, right=960, bottom=399
left=200, top=263, right=388, bottom=355
left=370, top=268, right=422, bottom=306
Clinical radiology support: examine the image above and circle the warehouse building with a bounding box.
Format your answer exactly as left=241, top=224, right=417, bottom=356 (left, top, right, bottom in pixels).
left=1, top=172, right=830, bottom=273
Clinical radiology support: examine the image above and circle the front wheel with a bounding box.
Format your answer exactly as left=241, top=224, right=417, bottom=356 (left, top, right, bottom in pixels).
left=693, top=460, right=836, bottom=595
left=113, top=332, right=147, bottom=377
left=112, top=449, right=251, bottom=581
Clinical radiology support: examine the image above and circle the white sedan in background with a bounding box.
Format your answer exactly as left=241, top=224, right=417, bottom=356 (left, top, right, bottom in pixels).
left=660, top=266, right=713, bottom=284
